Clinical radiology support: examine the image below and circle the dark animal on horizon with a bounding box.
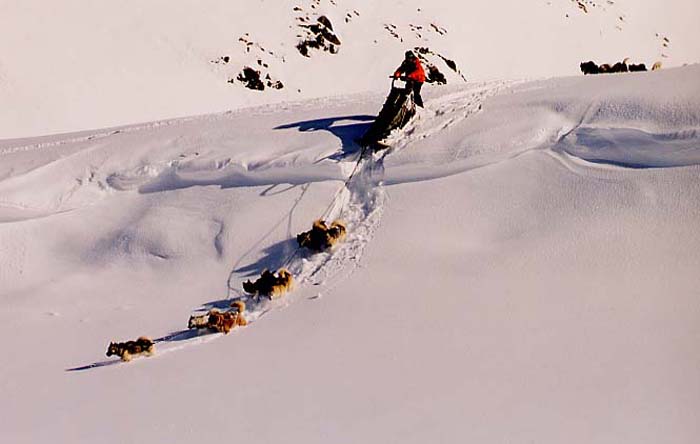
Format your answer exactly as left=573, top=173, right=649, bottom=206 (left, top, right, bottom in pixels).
left=598, top=63, right=613, bottom=73
left=580, top=61, right=599, bottom=75
left=609, top=61, right=629, bottom=73
left=581, top=58, right=647, bottom=75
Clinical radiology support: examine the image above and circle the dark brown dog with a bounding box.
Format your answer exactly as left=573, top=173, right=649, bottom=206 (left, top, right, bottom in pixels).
left=106, top=337, right=155, bottom=362
left=297, top=219, right=347, bottom=252
left=242, top=269, right=293, bottom=298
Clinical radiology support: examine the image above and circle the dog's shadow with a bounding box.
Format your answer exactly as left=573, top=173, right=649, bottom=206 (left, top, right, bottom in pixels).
left=65, top=329, right=215, bottom=372
left=66, top=360, right=122, bottom=372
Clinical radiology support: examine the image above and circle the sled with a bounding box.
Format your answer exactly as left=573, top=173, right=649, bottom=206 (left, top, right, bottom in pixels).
left=358, top=77, right=416, bottom=150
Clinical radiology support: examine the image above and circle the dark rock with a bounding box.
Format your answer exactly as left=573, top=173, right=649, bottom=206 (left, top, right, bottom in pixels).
left=317, top=15, right=333, bottom=31
left=236, top=67, right=265, bottom=91
left=426, top=64, right=447, bottom=84
left=296, top=15, right=340, bottom=57
left=267, top=80, right=284, bottom=90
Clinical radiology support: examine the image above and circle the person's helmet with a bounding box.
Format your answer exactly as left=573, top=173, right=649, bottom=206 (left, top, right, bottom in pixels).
left=405, top=50, right=416, bottom=59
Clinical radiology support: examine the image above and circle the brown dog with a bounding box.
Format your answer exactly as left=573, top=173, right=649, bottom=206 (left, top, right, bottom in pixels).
left=242, top=269, right=293, bottom=298
left=188, top=300, right=248, bottom=334
left=297, top=219, right=347, bottom=252
left=106, top=337, right=155, bottom=362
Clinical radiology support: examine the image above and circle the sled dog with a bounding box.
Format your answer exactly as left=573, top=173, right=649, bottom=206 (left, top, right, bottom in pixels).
left=106, top=337, right=155, bottom=362
left=188, top=301, right=248, bottom=334
left=297, top=219, right=347, bottom=252
left=243, top=269, right=293, bottom=298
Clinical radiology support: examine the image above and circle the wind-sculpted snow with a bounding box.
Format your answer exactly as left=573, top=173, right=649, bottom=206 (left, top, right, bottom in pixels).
left=1, top=67, right=700, bottom=443
left=376, top=65, right=700, bottom=183
left=557, top=127, right=700, bottom=168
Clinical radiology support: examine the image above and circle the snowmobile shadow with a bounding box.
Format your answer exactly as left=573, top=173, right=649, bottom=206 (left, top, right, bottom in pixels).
left=275, top=115, right=374, bottom=160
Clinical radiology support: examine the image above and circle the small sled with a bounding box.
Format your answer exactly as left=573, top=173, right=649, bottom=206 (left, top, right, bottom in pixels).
left=358, top=77, right=417, bottom=150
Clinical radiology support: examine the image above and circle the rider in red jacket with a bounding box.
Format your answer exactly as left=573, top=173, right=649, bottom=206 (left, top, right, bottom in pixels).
left=394, top=50, right=425, bottom=107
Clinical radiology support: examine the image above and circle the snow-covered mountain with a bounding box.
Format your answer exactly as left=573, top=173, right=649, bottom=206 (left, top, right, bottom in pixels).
left=1, top=0, right=699, bottom=138
left=2, top=1, right=700, bottom=442
left=2, top=64, right=699, bottom=442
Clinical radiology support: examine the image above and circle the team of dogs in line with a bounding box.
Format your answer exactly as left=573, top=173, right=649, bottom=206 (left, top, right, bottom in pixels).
left=107, top=57, right=661, bottom=362
left=106, top=219, right=347, bottom=361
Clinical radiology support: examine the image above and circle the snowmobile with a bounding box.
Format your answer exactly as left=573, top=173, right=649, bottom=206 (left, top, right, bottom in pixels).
left=358, top=77, right=417, bottom=150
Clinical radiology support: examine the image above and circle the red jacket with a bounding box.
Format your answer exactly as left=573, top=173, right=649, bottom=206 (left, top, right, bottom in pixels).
left=394, top=58, right=426, bottom=83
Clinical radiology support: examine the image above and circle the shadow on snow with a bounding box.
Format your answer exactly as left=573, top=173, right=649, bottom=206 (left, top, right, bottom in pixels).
left=274, top=114, right=374, bottom=161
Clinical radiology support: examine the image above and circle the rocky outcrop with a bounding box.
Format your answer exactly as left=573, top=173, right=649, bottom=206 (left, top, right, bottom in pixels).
left=296, top=15, right=342, bottom=57
left=414, top=47, right=467, bottom=83
left=233, top=67, right=284, bottom=91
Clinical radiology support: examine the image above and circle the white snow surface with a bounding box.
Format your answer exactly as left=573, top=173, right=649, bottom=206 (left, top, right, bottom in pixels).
left=1, top=64, right=700, bottom=442
left=2, top=0, right=700, bottom=138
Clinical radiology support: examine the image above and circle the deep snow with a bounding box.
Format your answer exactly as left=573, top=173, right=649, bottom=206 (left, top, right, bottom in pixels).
left=1, top=65, right=699, bottom=443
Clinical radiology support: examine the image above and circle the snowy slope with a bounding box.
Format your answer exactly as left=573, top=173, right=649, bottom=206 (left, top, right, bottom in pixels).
left=1, top=0, right=699, bottom=138
left=1, top=66, right=699, bottom=443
